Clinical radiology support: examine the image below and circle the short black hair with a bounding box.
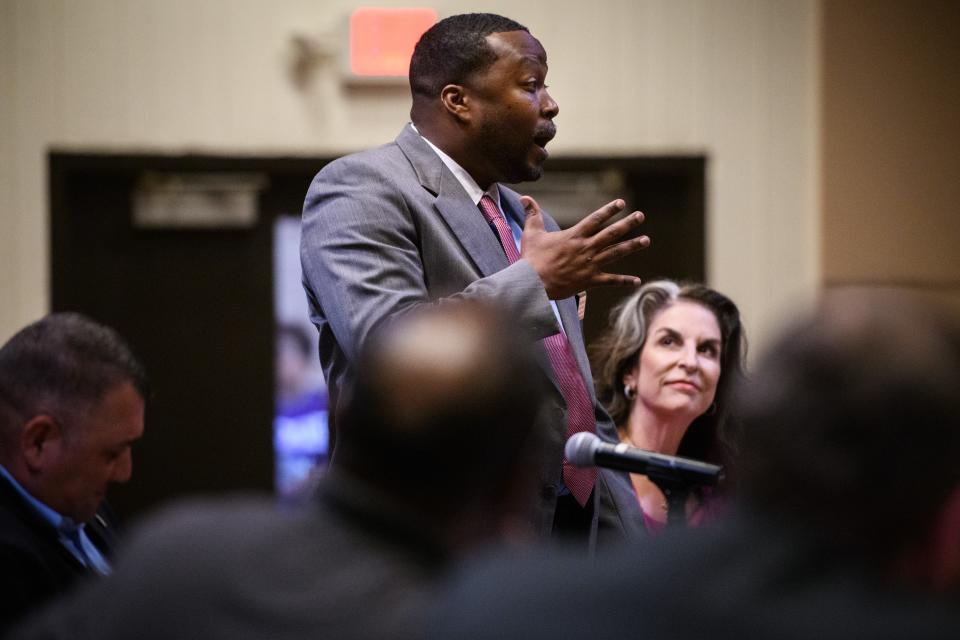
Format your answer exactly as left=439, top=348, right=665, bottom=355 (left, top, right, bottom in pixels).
left=409, top=13, right=528, bottom=99
left=0, top=312, right=148, bottom=443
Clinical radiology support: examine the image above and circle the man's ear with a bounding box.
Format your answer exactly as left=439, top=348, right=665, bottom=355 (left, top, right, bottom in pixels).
left=440, top=84, right=471, bottom=123
left=21, top=414, right=63, bottom=472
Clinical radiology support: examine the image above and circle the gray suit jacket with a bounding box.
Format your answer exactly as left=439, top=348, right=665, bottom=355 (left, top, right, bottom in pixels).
left=301, top=124, right=630, bottom=537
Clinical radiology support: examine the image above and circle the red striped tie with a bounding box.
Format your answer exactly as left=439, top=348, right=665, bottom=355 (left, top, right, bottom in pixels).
left=478, top=195, right=597, bottom=507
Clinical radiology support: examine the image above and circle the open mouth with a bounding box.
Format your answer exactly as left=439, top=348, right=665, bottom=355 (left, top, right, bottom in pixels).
left=533, top=125, right=556, bottom=152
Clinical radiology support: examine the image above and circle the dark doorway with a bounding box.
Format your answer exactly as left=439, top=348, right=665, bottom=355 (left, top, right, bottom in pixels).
left=49, top=152, right=704, bottom=522
left=50, top=154, right=327, bottom=521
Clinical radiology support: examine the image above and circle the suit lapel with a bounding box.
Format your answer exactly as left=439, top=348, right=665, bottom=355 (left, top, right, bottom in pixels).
left=0, top=474, right=90, bottom=574
left=434, top=175, right=509, bottom=277
left=395, top=125, right=508, bottom=278
left=556, top=296, right=598, bottom=403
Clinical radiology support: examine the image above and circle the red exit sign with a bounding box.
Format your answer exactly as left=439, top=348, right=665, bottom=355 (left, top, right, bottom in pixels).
left=349, top=7, right=438, bottom=77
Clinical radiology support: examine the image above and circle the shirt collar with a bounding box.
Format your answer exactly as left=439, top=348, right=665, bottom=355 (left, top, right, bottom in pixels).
left=410, top=123, right=502, bottom=210
left=0, top=463, right=78, bottom=532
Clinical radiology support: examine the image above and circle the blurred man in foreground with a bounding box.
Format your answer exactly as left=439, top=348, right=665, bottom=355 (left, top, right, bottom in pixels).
left=11, top=301, right=546, bottom=640
left=428, top=290, right=960, bottom=639
left=0, top=313, right=147, bottom=633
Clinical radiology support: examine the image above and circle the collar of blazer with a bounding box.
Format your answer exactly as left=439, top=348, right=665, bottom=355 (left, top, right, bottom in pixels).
left=395, top=124, right=513, bottom=279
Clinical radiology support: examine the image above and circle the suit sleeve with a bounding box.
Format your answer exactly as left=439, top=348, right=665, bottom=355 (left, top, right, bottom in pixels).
left=300, top=155, right=558, bottom=364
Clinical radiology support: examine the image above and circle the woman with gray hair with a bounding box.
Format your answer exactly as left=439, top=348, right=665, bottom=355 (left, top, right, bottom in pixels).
left=592, top=280, right=746, bottom=530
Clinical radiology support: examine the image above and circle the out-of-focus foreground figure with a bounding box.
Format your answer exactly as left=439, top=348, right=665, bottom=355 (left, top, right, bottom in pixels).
left=10, top=301, right=546, bottom=640
left=428, top=290, right=960, bottom=640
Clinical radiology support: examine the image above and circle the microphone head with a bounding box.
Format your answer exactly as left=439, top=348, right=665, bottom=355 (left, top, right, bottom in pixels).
left=565, top=432, right=600, bottom=468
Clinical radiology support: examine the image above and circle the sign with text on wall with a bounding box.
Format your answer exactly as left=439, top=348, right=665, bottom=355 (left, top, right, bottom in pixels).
left=132, top=173, right=268, bottom=229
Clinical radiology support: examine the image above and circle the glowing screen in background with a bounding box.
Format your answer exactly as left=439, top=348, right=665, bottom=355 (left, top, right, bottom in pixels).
left=273, top=216, right=329, bottom=500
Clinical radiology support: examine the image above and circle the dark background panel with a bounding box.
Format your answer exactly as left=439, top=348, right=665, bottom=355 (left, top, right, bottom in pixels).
left=541, top=157, right=706, bottom=345
left=50, top=155, right=324, bottom=520
left=49, top=153, right=703, bottom=521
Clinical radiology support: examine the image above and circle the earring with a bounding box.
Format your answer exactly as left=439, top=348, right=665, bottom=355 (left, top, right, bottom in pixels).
left=624, top=384, right=636, bottom=400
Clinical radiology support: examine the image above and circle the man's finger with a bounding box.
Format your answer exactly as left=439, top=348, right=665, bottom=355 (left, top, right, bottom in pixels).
left=520, top=195, right=541, bottom=216
left=588, top=211, right=646, bottom=250
left=572, top=199, right=626, bottom=237
left=588, top=273, right=643, bottom=288
left=520, top=195, right=545, bottom=232
left=593, top=235, right=651, bottom=265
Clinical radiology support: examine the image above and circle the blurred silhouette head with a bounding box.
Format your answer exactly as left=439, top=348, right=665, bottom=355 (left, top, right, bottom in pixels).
left=334, top=301, right=546, bottom=544
left=0, top=313, right=147, bottom=523
left=737, top=290, right=960, bottom=588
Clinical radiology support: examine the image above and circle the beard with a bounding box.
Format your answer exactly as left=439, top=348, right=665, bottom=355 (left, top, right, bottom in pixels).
left=476, top=118, right=546, bottom=185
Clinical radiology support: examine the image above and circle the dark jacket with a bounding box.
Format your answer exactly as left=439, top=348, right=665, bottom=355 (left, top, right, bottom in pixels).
left=0, top=474, right=117, bottom=634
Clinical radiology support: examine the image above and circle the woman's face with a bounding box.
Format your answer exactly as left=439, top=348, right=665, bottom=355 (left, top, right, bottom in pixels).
left=626, top=300, right=723, bottom=422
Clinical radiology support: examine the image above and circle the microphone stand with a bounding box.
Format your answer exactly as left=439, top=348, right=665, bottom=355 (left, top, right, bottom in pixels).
left=647, top=474, right=693, bottom=527
left=566, top=433, right=723, bottom=528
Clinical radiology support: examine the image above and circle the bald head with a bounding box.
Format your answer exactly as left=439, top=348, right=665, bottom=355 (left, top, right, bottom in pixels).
left=335, top=302, right=546, bottom=522
left=367, top=306, right=521, bottom=434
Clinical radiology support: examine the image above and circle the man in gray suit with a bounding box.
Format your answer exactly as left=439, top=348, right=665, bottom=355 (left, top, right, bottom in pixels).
left=301, top=13, right=649, bottom=542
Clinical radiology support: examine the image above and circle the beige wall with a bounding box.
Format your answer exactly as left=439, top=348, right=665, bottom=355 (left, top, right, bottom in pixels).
left=821, top=0, right=960, bottom=308
left=0, top=0, right=819, bottom=350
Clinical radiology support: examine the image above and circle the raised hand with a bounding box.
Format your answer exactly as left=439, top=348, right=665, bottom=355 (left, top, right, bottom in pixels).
left=519, top=196, right=650, bottom=300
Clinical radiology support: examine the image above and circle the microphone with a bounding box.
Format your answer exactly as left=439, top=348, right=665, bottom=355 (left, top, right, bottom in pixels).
left=565, top=432, right=724, bottom=487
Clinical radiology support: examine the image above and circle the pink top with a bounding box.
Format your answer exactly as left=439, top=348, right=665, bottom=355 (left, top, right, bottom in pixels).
left=639, top=488, right=722, bottom=532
